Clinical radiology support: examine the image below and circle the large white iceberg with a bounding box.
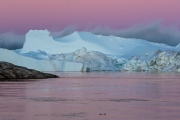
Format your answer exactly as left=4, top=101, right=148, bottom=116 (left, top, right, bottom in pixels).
left=2, top=29, right=180, bottom=72
left=21, top=29, right=179, bottom=58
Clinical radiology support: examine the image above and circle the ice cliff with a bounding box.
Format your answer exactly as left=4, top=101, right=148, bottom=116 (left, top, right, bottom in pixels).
left=0, top=48, right=87, bottom=72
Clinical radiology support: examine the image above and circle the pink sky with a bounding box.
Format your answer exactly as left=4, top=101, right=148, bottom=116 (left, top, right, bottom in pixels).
left=0, top=0, right=180, bottom=33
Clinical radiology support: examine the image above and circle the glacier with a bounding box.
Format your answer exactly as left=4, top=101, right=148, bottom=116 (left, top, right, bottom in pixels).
left=1, top=29, right=180, bottom=72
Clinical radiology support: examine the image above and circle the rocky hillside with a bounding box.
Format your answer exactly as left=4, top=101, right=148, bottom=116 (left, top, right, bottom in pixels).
left=0, top=62, right=58, bottom=79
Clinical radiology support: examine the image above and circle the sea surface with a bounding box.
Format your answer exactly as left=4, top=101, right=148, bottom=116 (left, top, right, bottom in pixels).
left=0, top=71, right=180, bottom=120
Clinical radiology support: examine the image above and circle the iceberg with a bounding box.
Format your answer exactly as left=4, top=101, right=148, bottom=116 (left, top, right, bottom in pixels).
left=48, top=47, right=119, bottom=71
left=122, top=50, right=180, bottom=72
left=0, top=48, right=87, bottom=72
left=2, top=29, right=180, bottom=72
left=21, top=29, right=178, bottom=58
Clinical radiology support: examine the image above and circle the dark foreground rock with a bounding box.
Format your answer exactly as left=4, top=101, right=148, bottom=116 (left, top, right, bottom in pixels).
left=0, top=62, right=59, bottom=79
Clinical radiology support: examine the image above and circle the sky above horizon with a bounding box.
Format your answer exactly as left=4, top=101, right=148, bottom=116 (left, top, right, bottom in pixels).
left=0, top=0, right=180, bottom=33
left=1, top=0, right=180, bottom=49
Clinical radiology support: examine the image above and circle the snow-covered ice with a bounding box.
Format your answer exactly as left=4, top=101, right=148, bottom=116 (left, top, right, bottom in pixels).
left=21, top=29, right=179, bottom=58
left=2, top=29, right=180, bottom=72
left=0, top=48, right=87, bottom=72
left=48, top=47, right=119, bottom=71
left=123, top=50, right=180, bottom=72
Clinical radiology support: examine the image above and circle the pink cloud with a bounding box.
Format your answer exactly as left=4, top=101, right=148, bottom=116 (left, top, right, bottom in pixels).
left=0, top=0, right=180, bottom=33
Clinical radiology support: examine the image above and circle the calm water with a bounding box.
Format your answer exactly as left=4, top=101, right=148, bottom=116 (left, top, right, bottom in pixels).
left=0, top=72, right=180, bottom=120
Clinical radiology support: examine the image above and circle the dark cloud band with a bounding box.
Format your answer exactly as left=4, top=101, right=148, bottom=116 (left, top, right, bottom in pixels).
left=0, top=32, right=25, bottom=50
left=91, top=21, right=180, bottom=46
left=0, top=21, right=180, bottom=50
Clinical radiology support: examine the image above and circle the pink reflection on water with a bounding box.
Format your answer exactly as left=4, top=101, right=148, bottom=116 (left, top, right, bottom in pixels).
left=0, top=72, right=180, bottom=120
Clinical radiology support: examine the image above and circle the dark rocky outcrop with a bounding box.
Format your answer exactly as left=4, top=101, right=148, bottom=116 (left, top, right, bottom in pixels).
left=0, top=62, right=58, bottom=79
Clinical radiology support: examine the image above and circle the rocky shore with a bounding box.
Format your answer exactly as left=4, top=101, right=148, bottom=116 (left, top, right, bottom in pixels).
left=0, top=62, right=58, bottom=79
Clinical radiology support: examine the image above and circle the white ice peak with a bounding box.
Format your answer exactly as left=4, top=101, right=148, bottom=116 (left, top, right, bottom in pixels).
left=40, top=29, right=51, bottom=35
